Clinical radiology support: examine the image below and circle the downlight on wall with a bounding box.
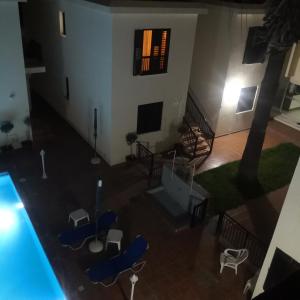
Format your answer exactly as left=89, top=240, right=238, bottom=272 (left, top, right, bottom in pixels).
left=285, top=41, right=300, bottom=85
left=222, top=78, right=243, bottom=107
left=59, top=11, right=66, bottom=37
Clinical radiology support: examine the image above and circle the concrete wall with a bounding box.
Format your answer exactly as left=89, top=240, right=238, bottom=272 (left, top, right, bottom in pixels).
left=24, top=0, right=113, bottom=163
left=24, top=1, right=198, bottom=165
left=111, top=13, right=198, bottom=164
left=0, top=1, right=29, bottom=147
left=190, top=7, right=267, bottom=136
left=190, top=7, right=231, bottom=131
left=286, top=41, right=300, bottom=86
left=217, top=12, right=267, bottom=136
left=252, top=158, right=300, bottom=298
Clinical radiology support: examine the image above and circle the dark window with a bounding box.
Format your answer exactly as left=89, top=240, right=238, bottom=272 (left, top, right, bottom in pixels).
left=18, top=3, right=25, bottom=28
left=24, top=40, right=43, bottom=62
left=137, top=102, right=163, bottom=134
left=264, top=248, right=300, bottom=292
left=236, top=86, right=257, bottom=113
left=59, top=11, right=66, bottom=36
left=133, top=29, right=171, bottom=75
left=65, top=77, right=69, bottom=100
left=243, top=26, right=268, bottom=64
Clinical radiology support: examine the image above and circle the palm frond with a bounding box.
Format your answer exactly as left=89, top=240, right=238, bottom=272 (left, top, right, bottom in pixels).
left=259, top=0, right=300, bottom=52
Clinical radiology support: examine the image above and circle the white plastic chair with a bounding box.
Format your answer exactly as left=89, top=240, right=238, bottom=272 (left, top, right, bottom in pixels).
left=219, top=248, right=249, bottom=275
left=243, top=270, right=260, bottom=295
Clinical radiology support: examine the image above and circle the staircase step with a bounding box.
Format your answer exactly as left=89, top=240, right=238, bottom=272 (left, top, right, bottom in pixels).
left=181, top=134, right=204, bottom=143
left=192, top=129, right=203, bottom=137
left=181, top=128, right=203, bottom=138
left=191, top=126, right=202, bottom=132
left=184, top=141, right=209, bottom=152
left=181, top=135, right=205, bottom=146
left=189, top=148, right=210, bottom=157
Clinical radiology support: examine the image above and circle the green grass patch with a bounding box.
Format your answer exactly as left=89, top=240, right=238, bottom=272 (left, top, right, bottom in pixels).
left=194, top=143, right=300, bottom=214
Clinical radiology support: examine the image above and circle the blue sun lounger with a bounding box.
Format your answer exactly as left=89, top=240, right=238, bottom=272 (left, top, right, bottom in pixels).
left=87, top=235, right=148, bottom=287
left=58, top=211, right=117, bottom=250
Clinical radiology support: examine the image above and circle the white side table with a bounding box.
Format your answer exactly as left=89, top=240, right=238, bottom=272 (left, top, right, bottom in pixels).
left=68, top=209, right=90, bottom=227
left=106, top=229, right=123, bottom=251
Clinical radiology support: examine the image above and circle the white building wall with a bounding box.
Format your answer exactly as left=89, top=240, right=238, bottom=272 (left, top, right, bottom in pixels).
left=26, top=0, right=113, bottom=163
left=111, top=13, right=198, bottom=165
left=216, top=12, right=267, bottom=136
left=190, top=7, right=267, bottom=136
left=0, top=1, right=29, bottom=147
left=252, top=158, right=300, bottom=298
left=190, top=7, right=231, bottom=131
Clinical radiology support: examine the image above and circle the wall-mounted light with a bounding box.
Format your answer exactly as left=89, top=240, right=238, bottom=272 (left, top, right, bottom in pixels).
left=222, top=78, right=243, bottom=107
left=59, top=11, right=66, bottom=37
left=285, top=41, right=300, bottom=85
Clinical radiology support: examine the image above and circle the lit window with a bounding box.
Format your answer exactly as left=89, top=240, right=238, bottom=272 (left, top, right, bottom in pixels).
left=133, top=29, right=171, bottom=75
left=236, top=86, right=257, bottom=113
left=59, top=11, right=66, bottom=37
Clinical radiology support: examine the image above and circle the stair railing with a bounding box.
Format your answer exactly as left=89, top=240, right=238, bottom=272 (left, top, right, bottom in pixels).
left=136, top=141, right=154, bottom=178
left=216, top=212, right=268, bottom=268
left=190, top=195, right=208, bottom=227
left=186, top=91, right=215, bottom=153
left=182, top=117, right=198, bottom=159
left=136, top=141, right=163, bottom=187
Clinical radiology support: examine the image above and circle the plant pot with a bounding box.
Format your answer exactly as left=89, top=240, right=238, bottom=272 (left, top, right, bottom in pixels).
left=21, top=140, right=33, bottom=149
left=126, top=154, right=136, bottom=162
left=1, top=145, right=13, bottom=153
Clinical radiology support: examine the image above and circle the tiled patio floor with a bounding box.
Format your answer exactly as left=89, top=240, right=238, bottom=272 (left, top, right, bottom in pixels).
left=0, top=97, right=299, bottom=300
left=228, top=186, right=288, bottom=244
left=198, top=120, right=300, bottom=173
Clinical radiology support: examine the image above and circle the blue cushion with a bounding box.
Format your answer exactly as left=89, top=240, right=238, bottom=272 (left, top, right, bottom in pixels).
left=87, top=235, right=148, bottom=283
left=59, top=211, right=117, bottom=247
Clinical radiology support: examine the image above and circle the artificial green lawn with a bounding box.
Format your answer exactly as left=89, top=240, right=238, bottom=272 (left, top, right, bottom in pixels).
left=194, top=143, right=300, bottom=214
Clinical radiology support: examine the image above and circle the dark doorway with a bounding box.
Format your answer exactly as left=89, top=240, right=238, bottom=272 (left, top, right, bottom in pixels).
left=264, top=248, right=300, bottom=291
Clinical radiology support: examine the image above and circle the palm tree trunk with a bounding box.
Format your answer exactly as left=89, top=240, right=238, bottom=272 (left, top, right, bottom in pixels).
left=238, top=51, right=287, bottom=183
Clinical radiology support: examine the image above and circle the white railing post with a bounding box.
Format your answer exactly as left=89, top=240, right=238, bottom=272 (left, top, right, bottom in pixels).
left=130, top=274, right=138, bottom=300
left=168, top=150, right=177, bottom=179
left=190, top=163, right=196, bottom=194
left=40, top=149, right=47, bottom=179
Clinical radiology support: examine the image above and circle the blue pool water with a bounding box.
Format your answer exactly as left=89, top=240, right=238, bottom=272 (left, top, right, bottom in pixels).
left=0, top=173, right=66, bottom=300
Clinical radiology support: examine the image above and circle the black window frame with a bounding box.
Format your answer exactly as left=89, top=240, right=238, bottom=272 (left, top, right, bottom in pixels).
left=137, top=102, right=163, bottom=134
left=133, top=28, right=171, bottom=76
left=243, top=26, right=268, bottom=64
left=236, top=86, right=257, bottom=113
left=65, top=77, right=69, bottom=100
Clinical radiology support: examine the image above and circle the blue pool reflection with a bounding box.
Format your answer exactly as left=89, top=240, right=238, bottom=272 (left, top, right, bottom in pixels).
left=0, top=173, right=66, bottom=300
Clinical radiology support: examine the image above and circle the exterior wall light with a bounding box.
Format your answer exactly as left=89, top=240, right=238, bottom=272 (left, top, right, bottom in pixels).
left=222, top=78, right=243, bottom=107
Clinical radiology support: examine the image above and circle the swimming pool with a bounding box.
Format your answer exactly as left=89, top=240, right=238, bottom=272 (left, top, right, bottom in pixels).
left=0, top=173, right=66, bottom=300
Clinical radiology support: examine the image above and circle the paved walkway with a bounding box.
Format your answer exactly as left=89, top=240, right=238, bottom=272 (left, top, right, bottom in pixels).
left=228, top=186, right=288, bottom=243
left=0, top=96, right=299, bottom=300
left=198, top=120, right=300, bottom=173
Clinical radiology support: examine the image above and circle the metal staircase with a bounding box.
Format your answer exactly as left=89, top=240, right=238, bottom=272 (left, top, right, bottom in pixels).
left=135, top=90, right=215, bottom=185
left=180, top=91, right=215, bottom=161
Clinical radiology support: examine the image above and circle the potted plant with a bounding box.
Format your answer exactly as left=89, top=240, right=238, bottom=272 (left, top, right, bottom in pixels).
left=0, top=121, right=14, bottom=153
left=126, top=132, right=138, bottom=161
left=22, top=116, right=33, bottom=148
